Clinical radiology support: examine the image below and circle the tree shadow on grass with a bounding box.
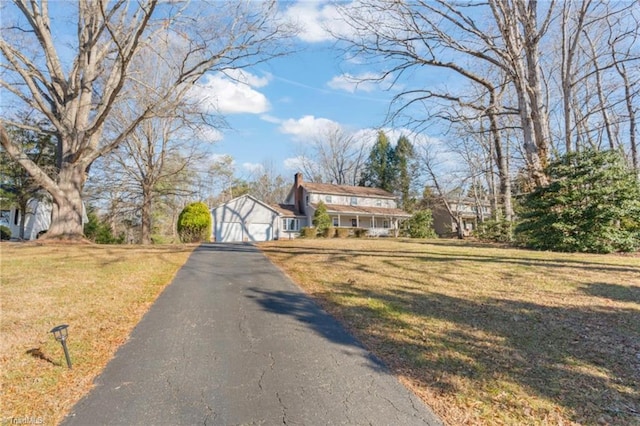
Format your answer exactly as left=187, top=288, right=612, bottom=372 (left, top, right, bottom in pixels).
left=580, top=282, right=640, bottom=304
left=316, top=283, right=640, bottom=424
left=260, top=244, right=640, bottom=275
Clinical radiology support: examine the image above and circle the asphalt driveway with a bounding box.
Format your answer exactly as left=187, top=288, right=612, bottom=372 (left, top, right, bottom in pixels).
left=62, top=243, right=442, bottom=425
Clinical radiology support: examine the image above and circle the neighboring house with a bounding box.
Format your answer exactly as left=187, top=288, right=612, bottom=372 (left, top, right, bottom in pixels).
left=432, top=197, right=492, bottom=237
left=211, top=173, right=410, bottom=243
left=5, top=197, right=53, bottom=240
left=3, top=196, right=89, bottom=240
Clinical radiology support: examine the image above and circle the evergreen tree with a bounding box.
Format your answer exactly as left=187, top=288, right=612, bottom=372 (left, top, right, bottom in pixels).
left=394, top=135, right=417, bottom=211
left=359, top=131, right=395, bottom=192
left=177, top=202, right=212, bottom=243
left=312, top=201, right=331, bottom=234
left=517, top=149, right=640, bottom=253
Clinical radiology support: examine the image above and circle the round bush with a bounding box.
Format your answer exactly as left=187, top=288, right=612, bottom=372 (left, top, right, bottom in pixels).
left=0, top=225, right=11, bottom=240
left=177, top=202, right=212, bottom=243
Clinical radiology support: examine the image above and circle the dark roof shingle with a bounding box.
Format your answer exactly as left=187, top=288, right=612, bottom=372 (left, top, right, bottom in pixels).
left=302, top=182, right=395, bottom=198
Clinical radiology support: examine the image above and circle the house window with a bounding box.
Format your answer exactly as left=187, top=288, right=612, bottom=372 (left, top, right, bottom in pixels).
left=13, top=210, right=19, bottom=225
left=332, top=217, right=339, bottom=227
left=383, top=220, right=389, bottom=228
left=282, top=218, right=299, bottom=231
left=306, top=195, right=309, bottom=205
left=376, top=199, right=382, bottom=206
left=325, top=195, right=332, bottom=203
left=351, top=218, right=357, bottom=227
left=350, top=197, right=357, bottom=206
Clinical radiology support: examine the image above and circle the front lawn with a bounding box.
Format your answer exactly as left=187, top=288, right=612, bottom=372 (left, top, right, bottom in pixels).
left=0, top=243, right=194, bottom=425
left=260, top=239, right=640, bottom=425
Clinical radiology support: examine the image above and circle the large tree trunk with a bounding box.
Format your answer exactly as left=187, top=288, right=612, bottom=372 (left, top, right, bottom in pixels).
left=45, top=165, right=86, bottom=239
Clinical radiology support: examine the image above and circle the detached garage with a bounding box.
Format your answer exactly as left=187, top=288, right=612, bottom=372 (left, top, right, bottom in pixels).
left=211, top=195, right=300, bottom=242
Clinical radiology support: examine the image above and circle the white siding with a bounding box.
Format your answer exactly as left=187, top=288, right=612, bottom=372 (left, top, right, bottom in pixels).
left=211, top=195, right=279, bottom=242
left=309, top=192, right=396, bottom=208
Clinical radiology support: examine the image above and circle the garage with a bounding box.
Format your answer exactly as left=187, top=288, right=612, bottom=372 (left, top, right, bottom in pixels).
left=211, top=195, right=280, bottom=243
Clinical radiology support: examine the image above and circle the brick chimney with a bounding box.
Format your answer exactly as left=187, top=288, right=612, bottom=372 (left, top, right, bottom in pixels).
left=294, top=172, right=304, bottom=215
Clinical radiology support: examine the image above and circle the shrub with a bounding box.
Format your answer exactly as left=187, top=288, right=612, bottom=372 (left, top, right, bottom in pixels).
left=403, top=210, right=437, bottom=238
left=322, top=226, right=336, bottom=238
left=177, top=202, right=212, bottom=243
left=353, top=228, right=368, bottom=238
left=300, top=227, right=317, bottom=238
left=516, top=149, right=640, bottom=253
left=0, top=225, right=10, bottom=240
left=335, top=228, right=350, bottom=238
left=475, top=219, right=513, bottom=243
left=312, top=201, right=331, bottom=235
left=84, top=208, right=124, bottom=244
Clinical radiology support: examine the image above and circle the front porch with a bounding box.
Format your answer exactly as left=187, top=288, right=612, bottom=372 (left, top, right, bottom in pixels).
left=329, top=214, right=400, bottom=237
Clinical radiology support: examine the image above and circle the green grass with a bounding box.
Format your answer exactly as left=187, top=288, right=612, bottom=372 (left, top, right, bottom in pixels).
left=260, top=238, right=640, bottom=426
left=0, top=243, right=194, bottom=425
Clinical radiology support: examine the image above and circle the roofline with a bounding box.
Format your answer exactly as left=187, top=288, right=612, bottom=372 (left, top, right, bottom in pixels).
left=211, top=194, right=283, bottom=216
left=302, top=185, right=396, bottom=199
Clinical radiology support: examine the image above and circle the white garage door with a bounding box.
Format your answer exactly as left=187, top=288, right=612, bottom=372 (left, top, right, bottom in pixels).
left=247, top=223, right=272, bottom=242
left=217, top=222, right=243, bottom=242
left=216, top=222, right=273, bottom=242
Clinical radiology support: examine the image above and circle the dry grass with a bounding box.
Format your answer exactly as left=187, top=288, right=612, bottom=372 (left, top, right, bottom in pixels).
left=0, top=242, right=194, bottom=425
left=259, top=239, right=640, bottom=426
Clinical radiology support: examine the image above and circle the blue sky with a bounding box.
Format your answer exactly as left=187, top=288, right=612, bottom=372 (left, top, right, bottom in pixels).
left=191, top=1, right=441, bottom=180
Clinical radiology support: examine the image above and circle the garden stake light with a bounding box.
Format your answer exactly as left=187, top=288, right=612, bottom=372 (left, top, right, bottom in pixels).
left=50, top=324, right=72, bottom=369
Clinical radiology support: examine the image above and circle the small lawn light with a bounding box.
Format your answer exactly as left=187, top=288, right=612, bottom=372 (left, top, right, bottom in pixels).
left=50, top=324, right=72, bottom=369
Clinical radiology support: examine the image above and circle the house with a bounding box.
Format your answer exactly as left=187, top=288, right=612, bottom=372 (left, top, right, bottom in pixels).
left=210, top=173, right=410, bottom=242
left=210, top=194, right=306, bottom=242
left=284, top=173, right=410, bottom=237
left=1, top=196, right=89, bottom=240
left=3, top=197, right=53, bottom=240
left=431, top=196, right=492, bottom=237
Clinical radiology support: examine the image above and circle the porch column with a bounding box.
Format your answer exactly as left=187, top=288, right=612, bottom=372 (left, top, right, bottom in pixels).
left=338, top=214, right=341, bottom=227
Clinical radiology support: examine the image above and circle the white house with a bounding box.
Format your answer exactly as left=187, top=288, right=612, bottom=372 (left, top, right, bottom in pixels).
left=210, top=173, right=410, bottom=242
left=1, top=196, right=89, bottom=240
left=285, top=173, right=411, bottom=237
left=3, top=198, right=53, bottom=240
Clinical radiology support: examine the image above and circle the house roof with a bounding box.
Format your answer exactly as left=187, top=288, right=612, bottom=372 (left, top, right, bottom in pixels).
left=312, top=203, right=411, bottom=218
left=302, top=182, right=396, bottom=199
left=268, top=203, right=302, bottom=217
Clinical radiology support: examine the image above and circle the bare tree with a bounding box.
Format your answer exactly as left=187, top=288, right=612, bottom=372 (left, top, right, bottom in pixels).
left=297, top=125, right=367, bottom=185
left=247, top=161, right=290, bottom=204
left=0, top=0, right=293, bottom=239
left=336, top=0, right=555, bottom=187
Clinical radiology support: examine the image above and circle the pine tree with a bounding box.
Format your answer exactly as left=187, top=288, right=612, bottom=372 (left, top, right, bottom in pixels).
left=394, top=135, right=417, bottom=211
left=517, top=149, right=640, bottom=253
left=359, top=131, right=395, bottom=192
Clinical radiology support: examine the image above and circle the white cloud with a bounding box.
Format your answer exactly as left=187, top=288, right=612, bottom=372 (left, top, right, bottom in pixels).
left=224, top=69, right=271, bottom=88
left=282, top=1, right=355, bottom=43
left=279, top=115, right=341, bottom=140
left=191, top=71, right=270, bottom=115
left=196, top=126, right=224, bottom=142
left=242, top=162, right=264, bottom=173
left=327, top=72, right=383, bottom=93
left=260, top=114, right=282, bottom=124
left=283, top=155, right=312, bottom=171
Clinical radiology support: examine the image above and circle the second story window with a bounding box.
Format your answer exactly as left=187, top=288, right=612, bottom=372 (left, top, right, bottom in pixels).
left=376, top=199, right=382, bottom=207
left=350, top=197, right=358, bottom=206
left=325, top=195, right=332, bottom=203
